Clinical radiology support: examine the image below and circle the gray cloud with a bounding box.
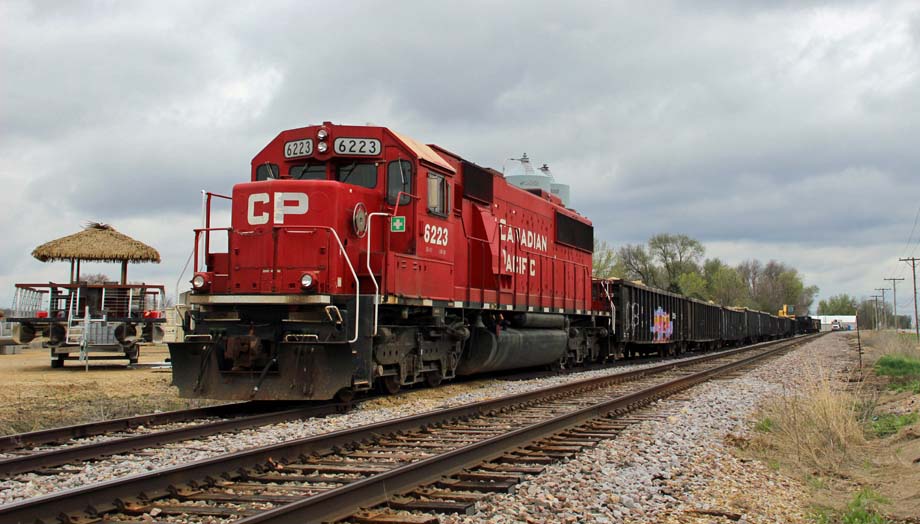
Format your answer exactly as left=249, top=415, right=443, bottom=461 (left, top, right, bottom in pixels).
left=2, top=0, right=919, bottom=312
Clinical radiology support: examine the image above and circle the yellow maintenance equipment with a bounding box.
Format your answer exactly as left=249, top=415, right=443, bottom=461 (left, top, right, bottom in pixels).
left=778, top=304, right=796, bottom=318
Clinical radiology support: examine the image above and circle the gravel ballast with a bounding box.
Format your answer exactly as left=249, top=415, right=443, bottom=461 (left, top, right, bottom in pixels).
left=440, top=333, right=852, bottom=524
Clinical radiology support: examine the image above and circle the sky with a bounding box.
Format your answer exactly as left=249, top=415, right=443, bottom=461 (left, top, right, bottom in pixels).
left=1, top=0, right=919, bottom=315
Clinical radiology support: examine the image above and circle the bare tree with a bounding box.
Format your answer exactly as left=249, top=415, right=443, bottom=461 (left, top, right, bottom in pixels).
left=736, top=259, right=763, bottom=304
left=593, top=239, right=619, bottom=279
left=79, top=273, right=111, bottom=284
left=617, top=244, right=659, bottom=286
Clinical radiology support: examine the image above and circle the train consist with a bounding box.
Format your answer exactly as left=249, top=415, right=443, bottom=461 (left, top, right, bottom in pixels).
left=170, top=122, right=817, bottom=401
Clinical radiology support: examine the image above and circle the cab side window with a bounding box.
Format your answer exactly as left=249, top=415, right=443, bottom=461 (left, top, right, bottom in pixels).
left=387, top=160, right=412, bottom=205
left=427, top=171, right=448, bottom=216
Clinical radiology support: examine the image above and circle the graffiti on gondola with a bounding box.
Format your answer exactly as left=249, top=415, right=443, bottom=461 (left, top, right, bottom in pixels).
left=651, top=306, right=674, bottom=342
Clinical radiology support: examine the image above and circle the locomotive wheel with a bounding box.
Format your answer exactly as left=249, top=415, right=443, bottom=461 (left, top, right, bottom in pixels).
left=424, top=371, right=442, bottom=388
left=335, top=388, right=355, bottom=403
left=381, top=375, right=401, bottom=395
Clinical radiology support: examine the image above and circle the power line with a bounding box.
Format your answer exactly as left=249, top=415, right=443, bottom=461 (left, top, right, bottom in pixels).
left=885, top=277, right=905, bottom=329
left=870, top=295, right=882, bottom=331
left=886, top=204, right=920, bottom=282
left=902, top=204, right=920, bottom=255
left=875, top=288, right=890, bottom=329
left=900, top=257, right=920, bottom=342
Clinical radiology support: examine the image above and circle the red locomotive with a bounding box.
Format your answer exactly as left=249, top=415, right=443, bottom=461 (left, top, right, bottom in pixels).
left=170, top=122, right=607, bottom=401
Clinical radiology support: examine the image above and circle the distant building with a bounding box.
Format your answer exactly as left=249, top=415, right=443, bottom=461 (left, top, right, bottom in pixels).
left=815, top=315, right=857, bottom=331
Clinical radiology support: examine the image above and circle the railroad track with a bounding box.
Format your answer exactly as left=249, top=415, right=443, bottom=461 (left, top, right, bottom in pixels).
left=0, top=333, right=821, bottom=524
left=0, top=355, right=677, bottom=479
left=0, top=402, right=347, bottom=478
left=0, top=342, right=787, bottom=480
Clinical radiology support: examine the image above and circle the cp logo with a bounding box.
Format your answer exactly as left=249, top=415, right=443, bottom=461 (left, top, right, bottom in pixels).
left=247, top=192, right=309, bottom=225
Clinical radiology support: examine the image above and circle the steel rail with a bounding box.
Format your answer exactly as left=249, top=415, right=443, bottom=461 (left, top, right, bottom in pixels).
left=0, top=402, right=255, bottom=452
left=0, top=402, right=347, bottom=478
left=0, top=334, right=820, bottom=524
left=243, top=334, right=811, bottom=524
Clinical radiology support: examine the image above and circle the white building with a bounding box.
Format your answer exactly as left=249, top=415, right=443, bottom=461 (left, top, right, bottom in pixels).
left=815, top=315, right=857, bottom=331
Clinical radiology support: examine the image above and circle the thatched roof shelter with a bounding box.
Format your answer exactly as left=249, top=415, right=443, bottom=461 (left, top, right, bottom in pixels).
left=31, top=223, right=160, bottom=284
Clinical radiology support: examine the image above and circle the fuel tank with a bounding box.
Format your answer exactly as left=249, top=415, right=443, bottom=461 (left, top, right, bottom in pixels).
left=455, top=322, right=567, bottom=375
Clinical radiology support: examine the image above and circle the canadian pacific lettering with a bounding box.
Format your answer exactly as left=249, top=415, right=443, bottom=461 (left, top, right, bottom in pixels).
left=500, top=220, right=547, bottom=276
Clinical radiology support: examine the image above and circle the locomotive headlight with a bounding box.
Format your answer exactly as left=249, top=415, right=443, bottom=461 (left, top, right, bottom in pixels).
left=300, top=273, right=314, bottom=289
left=191, top=273, right=210, bottom=290
left=317, top=129, right=328, bottom=140
left=317, top=141, right=328, bottom=153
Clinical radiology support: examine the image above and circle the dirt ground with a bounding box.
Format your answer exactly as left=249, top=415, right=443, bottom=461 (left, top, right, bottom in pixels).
left=755, top=332, right=920, bottom=522
left=826, top=333, right=920, bottom=521
left=0, top=344, right=212, bottom=435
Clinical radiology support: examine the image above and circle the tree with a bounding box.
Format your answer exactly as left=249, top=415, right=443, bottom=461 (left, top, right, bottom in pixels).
left=857, top=298, right=892, bottom=329
left=677, top=272, right=708, bottom=299
left=817, top=294, right=858, bottom=315
left=79, top=273, right=110, bottom=284
left=648, top=233, right=704, bottom=293
left=736, top=259, right=763, bottom=306
left=617, top=244, right=659, bottom=287
left=707, top=263, right=748, bottom=306
left=593, top=239, right=619, bottom=279
left=799, top=284, right=819, bottom=315
left=740, top=260, right=815, bottom=314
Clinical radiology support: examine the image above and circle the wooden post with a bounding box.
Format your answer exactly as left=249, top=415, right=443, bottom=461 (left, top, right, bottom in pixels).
left=69, top=259, right=75, bottom=283
left=120, top=260, right=128, bottom=285
left=75, top=259, right=81, bottom=282
left=855, top=312, right=862, bottom=370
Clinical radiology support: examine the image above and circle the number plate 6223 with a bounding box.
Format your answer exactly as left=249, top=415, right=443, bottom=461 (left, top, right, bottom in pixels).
left=283, top=139, right=314, bottom=159
left=334, top=138, right=381, bottom=156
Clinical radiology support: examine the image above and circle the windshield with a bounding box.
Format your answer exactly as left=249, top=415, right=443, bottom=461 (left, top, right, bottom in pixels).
left=290, top=162, right=326, bottom=180
left=336, top=162, right=377, bottom=189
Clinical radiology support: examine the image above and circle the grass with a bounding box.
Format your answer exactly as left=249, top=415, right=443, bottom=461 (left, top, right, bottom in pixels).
left=754, top=416, right=775, bottom=433
left=810, top=489, right=889, bottom=524
left=805, top=474, right=826, bottom=489
left=886, top=380, right=920, bottom=394
left=753, top=370, right=866, bottom=474
left=874, top=354, right=920, bottom=378
left=0, top=393, right=217, bottom=435
left=870, top=412, right=919, bottom=438
left=864, top=332, right=920, bottom=361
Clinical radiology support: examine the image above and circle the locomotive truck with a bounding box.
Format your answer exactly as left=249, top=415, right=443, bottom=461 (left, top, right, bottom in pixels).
left=170, top=122, right=800, bottom=401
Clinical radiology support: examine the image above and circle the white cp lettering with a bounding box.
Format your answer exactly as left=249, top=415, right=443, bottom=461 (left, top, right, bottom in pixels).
left=247, top=193, right=269, bottom=225
left=247, top=192, right=309, bottom=225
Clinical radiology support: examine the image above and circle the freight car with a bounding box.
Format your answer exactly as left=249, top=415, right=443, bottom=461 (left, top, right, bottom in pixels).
left=170, top=122, right=797, bottom=401
left=795, top=316, right=821, bottom=334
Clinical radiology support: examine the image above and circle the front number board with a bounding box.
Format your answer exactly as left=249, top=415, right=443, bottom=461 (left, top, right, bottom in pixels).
left=284, top=139, right=314, bottom=159
left=334, top=138, right=381, bottom=156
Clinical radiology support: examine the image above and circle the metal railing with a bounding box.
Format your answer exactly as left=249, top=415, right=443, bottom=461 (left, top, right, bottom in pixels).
left=11, top=283, right=166, bottom=320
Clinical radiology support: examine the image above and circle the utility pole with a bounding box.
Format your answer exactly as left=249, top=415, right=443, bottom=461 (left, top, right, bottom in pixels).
left=870, top=295, right=882, bottom=330
left=875, top=288, right=891, bottom=329
left=901, top=257, right=920, bottom=342
left=885, top=277, right=905, bottom=332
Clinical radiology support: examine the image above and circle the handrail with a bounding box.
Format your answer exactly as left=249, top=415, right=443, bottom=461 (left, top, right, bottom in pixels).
left=366, top=212, right=392, bottom=336
left=202, top=191, right=233, bottom=271
left=15, top=283, right=166, bottom=291
left=192, top=227, right=232, bottom=273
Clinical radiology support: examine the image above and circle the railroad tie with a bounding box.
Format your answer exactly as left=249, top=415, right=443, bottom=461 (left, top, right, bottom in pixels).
left=352, top=510, right=440, bottom=524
